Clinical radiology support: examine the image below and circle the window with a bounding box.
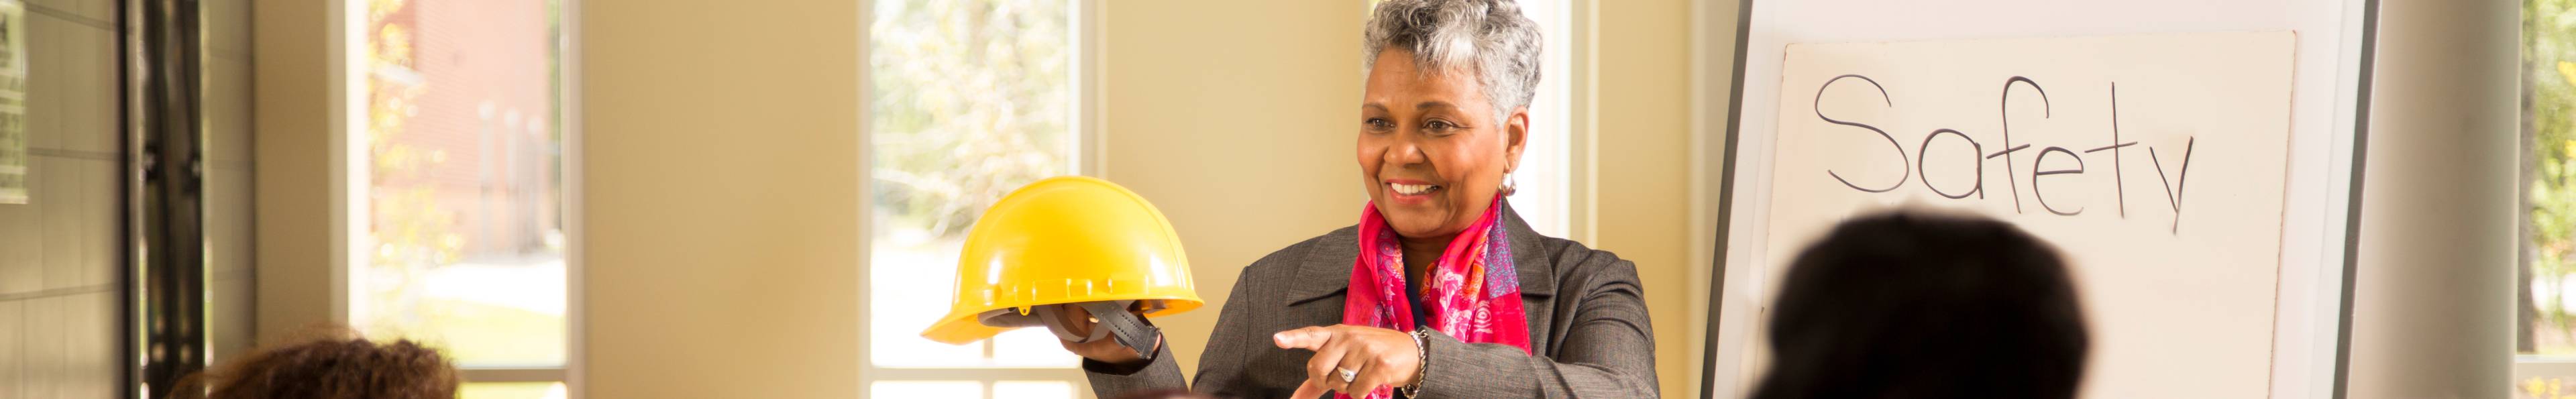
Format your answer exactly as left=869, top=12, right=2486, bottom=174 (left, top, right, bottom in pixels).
left=863, top=0, right=1089, bottom=397
left=1515, top=0, right=1578, bottom=239
left=2524, top=1, right=2576, bottom=397
left=344, top=0, right=574, bottom=398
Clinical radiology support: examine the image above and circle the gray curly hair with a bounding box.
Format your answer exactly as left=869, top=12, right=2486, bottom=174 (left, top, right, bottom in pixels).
left=1363, top=0, right=1544, bottom=123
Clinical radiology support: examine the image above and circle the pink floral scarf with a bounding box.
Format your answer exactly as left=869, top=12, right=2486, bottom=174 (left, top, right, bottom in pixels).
left=1342, top=198, right=1531, bottom=398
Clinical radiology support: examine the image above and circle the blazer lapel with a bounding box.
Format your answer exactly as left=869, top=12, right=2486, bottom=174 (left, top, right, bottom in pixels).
left=1283, top=226, right=1360, bottom=306
left=1497, top=203, right=1558, bottom=299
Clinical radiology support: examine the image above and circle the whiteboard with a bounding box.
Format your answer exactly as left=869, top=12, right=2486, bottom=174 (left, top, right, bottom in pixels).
left=1707, top=1, right=2372, bottom=398
left=1767, top=32, right=2297, bottom=398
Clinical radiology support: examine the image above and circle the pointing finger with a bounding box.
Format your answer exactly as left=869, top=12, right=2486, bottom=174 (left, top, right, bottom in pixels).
left=1291, top=378, right=1328, bottom=399
left=1274, top=326, right=1333, bottom=349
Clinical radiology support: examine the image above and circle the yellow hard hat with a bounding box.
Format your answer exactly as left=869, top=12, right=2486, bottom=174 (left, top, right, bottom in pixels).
left=920, top=176, right=1203, bottom=345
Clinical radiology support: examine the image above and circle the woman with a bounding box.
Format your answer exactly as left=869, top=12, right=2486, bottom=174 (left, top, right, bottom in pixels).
left=1060, top=1, right=1658, bottom=398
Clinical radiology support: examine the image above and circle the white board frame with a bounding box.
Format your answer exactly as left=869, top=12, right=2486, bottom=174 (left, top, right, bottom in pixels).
left=1699, top=1, right=2379, bottom=398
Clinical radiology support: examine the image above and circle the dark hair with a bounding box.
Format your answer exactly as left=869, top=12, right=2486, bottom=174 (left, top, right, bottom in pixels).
left=1752, top=211, right=2089, bottom=399
left=168, top=325, right=460, bottom=399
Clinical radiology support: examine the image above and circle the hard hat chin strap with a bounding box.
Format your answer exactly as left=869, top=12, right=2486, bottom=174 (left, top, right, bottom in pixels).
left=1030, top=302, right=1114, bottom=343
left=975, top=300, right=1165, bottom=361
left=1036, top=301, right=1162, bottom=361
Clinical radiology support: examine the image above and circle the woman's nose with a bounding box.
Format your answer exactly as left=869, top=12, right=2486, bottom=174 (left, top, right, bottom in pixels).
left=1383, top=137, right=1429, bottom=166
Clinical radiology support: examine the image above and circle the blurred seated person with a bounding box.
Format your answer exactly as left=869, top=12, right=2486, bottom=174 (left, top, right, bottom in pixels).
left=168, top=324, right=460, bottom=399
left=1753, top=210, right=2090, bottom=399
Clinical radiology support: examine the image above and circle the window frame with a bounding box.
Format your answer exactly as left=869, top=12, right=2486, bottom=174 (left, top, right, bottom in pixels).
left=855, top=0, right=1106, bottom=397
left=326, top=0, right=584, bottom=393
left=1521, top=0, right=1593, bottom=242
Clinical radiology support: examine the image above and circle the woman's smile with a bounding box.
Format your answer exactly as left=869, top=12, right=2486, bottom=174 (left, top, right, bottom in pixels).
left=1384, top=178, right=1444, bottom=203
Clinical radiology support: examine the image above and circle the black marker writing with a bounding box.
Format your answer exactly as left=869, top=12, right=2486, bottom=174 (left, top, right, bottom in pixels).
left=1817, top=74, right=1906, bottom=192
left=1919, top=129, right=1986, bottom=199
left=2032, top=147, right=2085, bottom=216
left=1806, top=76, right=2200, bottom=235
left=1992, top=76, right=2049, bottom=214
left=2084, top=82, right=2139, bottom=219
left=2151, top=137, right=2195, bottom=235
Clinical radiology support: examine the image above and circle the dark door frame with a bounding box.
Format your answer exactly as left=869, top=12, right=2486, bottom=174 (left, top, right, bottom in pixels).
left=122, top=0, right=209, bottom=396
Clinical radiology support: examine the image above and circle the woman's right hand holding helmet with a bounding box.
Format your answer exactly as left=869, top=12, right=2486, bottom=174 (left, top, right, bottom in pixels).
left=1054, top=303, right=1161, bottom=367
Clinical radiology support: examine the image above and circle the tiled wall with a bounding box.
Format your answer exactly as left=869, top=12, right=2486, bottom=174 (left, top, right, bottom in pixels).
left=0, top=0, right=125, bottom=396
left=0, top=0, right=256, bottom=396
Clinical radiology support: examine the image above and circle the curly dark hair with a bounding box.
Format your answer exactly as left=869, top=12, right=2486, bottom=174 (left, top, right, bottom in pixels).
left=168, top=325, right=460, bottom=399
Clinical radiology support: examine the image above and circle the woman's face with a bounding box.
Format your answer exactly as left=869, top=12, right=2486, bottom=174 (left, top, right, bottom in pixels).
left=1358, top=49, right=1527, bottom=240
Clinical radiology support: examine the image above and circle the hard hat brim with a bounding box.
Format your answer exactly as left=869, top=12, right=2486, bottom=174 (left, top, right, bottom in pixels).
left=919, top=294, right=1203, bottom=345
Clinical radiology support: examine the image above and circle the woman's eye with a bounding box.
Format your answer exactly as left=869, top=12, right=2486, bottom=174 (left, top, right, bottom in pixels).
left=1425, top=120, right=1457, bottom=132
left=1365, top=118, right=1396, bottom=131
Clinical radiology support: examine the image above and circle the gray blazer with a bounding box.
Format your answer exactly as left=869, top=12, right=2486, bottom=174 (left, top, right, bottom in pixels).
left=1083, top=205, right=1660, bottom=398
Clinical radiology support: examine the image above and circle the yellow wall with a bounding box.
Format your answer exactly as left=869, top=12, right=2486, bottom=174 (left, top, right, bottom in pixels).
left=1096, top=0, right=1363, bottom=375
left=1595, top=0, right=1701, bottom=397
left=578, top=0, right=865, bottom=397
left=250, top=0, right=337, bottom=345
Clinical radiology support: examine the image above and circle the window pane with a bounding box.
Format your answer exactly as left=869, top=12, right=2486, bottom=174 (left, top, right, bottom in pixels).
left=873, top=381, right=983, bottom=399
left=2524, top=0, right=2576, bottom=396
left=989, top=328, right=1082, bottom=367
left=354, top=0, right=568, bottom=368
left=867, top=0, right=1079, bottom=368
left=994, top=381, right=1076, bottom=399
left=2530, top=0, right=2576, bottom=355
left=1511, top=0, right=1573, bottom=239
left=460, top=382, right=568, bottom=399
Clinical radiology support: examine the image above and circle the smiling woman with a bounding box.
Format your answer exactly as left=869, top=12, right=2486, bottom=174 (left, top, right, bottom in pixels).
left=1061, top=1, right=1659, bottom=398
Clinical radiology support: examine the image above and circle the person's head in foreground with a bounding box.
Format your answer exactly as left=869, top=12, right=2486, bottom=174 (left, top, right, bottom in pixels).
left=1754, top=210, right=2089, bottom=399
left=168, top=325, right=459, bottom=399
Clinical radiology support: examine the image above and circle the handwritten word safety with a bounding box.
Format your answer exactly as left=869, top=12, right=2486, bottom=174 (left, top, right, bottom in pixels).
left=1809, top=74, right=2195, bottom=233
